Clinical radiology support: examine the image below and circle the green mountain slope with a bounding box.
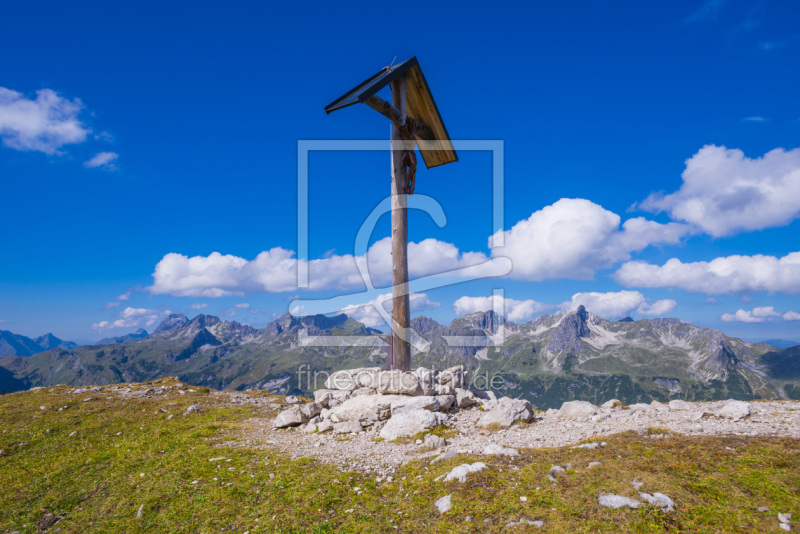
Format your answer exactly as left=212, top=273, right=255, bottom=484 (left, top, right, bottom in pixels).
left=2, top=307, right=798, bottom=408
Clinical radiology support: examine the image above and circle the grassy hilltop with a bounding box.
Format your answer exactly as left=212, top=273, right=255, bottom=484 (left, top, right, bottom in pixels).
left=1, top=377, right=799, bottom=533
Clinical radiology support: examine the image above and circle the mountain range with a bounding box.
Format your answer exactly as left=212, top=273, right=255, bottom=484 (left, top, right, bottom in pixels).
left=0, top=330, right=77, bottom=357
left=0, top=308, right=797, bottom=408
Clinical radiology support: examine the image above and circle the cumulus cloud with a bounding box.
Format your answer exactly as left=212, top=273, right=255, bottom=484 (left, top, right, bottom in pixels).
left=93, top=307, right=169, bottom=331
left=150, top=199, right=693, bottom=297
left=189, top=303, right=208, bottom=310
left=452, top=295, right=551, bottom=323
left=561, top=290, right=677, bottom=319
left=721, top=306, right=781, bottom=323
left=490, top=198, right=691, bottom=281
left=614, top=251, right=800, bottom=295
left=639, top=145, right=800, bottom=237
left=0, top=87, right=89, bottom=154
left=784, top=311, right=800, bottom=321
left=84, top=151, right=118, bottom=170
left=340, top=292, right=440, bottom=329
left=150, top=237, right=491, bottom=298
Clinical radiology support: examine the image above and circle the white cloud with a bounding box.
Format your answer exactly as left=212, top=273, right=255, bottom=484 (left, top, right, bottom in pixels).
left=614, top=251, right=800, bottom=295
left=490, top=198, right=691, bottom=281
left=743, top=116, right=767, bottom=122
left=150, top=199, right=692, bottom=297
left=340, top=292, right=440, bottom=329
left=104, top=290, right=132, bottom=309
left=150, top=238, right=491, bottom=298
left=562, top=290, right=677, bottom=319
left=452, top=295, right=551, bottom=323
left=639, top=145, right=800, bottom=237
left=189, top=303, right=208, bottom=310
left=0, top=87, right=89, bottom=154
left=93, top=307, right=168, bottom=331
left=84, top=151, right=118, bottom=170
left=721, top=306, right=780, bottom=323
left=784, top=311, right=800, bottom=321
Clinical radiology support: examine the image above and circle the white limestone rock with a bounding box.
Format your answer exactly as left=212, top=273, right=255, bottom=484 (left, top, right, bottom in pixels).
left=482, top=444, right=519, bottom=456
left=329, top=395, right=396, bottom=427
left=557, top=400, right=597, bottom=418
left=444, top=462, right=487, bottom=483
left=601, top=399, right=622, bottom=409
left=436, top=395, right=456, bottom=411
left=377, top=370, right=423, bottom=396
left=324, top=367, right=382, bottom=391
left=716, top=400, right=751, bottom=421
left=413, top=367, right=437, bottom=396
left=598, top=494, right=641, bottom=509
left=378, top=409, right=449, bottom=441
left=668, top=399, right=693, bottom=411
left=437, top=365, right=465, bottom=389
left=454, top=388, right=477, bottom=408
left=333, top=420, right=363, bottom=434
left=476, top=397, right=533, bottom=428
left=390, top=396, right=439, bottom=415
left=273, top=406, right=307, bottom=428
left=639, top=492, right=675, bottom=512
left=434, top=494, right=452, bottom=514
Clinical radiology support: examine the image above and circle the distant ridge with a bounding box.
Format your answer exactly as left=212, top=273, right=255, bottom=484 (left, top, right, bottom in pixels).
left=1, top=307, right=798, bottom=408
left=0, top=330, right=77, bottom=357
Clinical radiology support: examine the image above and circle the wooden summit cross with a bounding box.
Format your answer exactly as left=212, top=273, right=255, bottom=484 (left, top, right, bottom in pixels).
left=324, top=56, right=457, bottom=371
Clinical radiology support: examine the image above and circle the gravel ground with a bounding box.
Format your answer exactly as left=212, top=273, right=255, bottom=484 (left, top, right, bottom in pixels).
left=233, top=396, right=800, bottom=476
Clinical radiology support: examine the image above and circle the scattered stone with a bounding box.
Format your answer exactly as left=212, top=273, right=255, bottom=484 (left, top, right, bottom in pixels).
left=557, top=400, right=597, bottom=418
left=136, top=504, right=144, bottom=519
left=423, top=434, right=447, bottom=449
left=639, top=492, right=675, bottom=512
left=378, top=409, right=449, bottom=441
left=780, top=524, right=791, bottom=532
left=184, top=405, right=200, bottom=415
left=506, top=518, right=543, bottom=528
left=454, top=388, right=477, bottom=408
left=72, top=388, right=90, bottom=394
left=650, top=400, right=668, bottom=411
left=588, top=461, right=602, bottom=469
left=758, top=507, right=769, bottom=513
left=668, top=399, right=693, bottom=411
left=436, top=365, right=465, bottom=388
left=601, top=399, right=622, bottom=409
left=284, top=395, right=302, bottom=404
left=476, top=397, right=533, bottom=428
left=435, top=395, right=455, bottom=411
left=390, top=396, right=439, bottom=414
left=779, top=513, right=792, bottom=524
left=378, top=370, right=423, bottom=396
left=631, top=479, right=644, bottom=489
left=431, top=451, right=458, bottom=464
left=572, top=442, right=600, bottom=450
left=35, top=512, right=59, bottom=530
left=482, top=444, right=519, bottom=457
left=444, top=462, right=487, bottom=483
left=598, top=494, right=641, bottom=509
left=166, top=414, right=175, bottom=421
left=273, top=406, right=308, bottom=429
left=435, top=494, right=452, bottom=514
left=549, top=465, right=565, bottom=474
left=333, top=421, right=363, bottom=435
left=717, top=400, right=751, bottom=421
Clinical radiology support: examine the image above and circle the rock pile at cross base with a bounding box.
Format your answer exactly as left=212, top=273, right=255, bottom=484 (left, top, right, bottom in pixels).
left=272, top=366, right=534, bottom=440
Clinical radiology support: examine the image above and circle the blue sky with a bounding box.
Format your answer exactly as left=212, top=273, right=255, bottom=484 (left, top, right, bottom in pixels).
left=1, top=0, right=799, bottom=343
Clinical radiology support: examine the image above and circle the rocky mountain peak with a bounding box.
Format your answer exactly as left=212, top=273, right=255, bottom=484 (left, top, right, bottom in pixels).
left=153, top=313, right=189, bottom=335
